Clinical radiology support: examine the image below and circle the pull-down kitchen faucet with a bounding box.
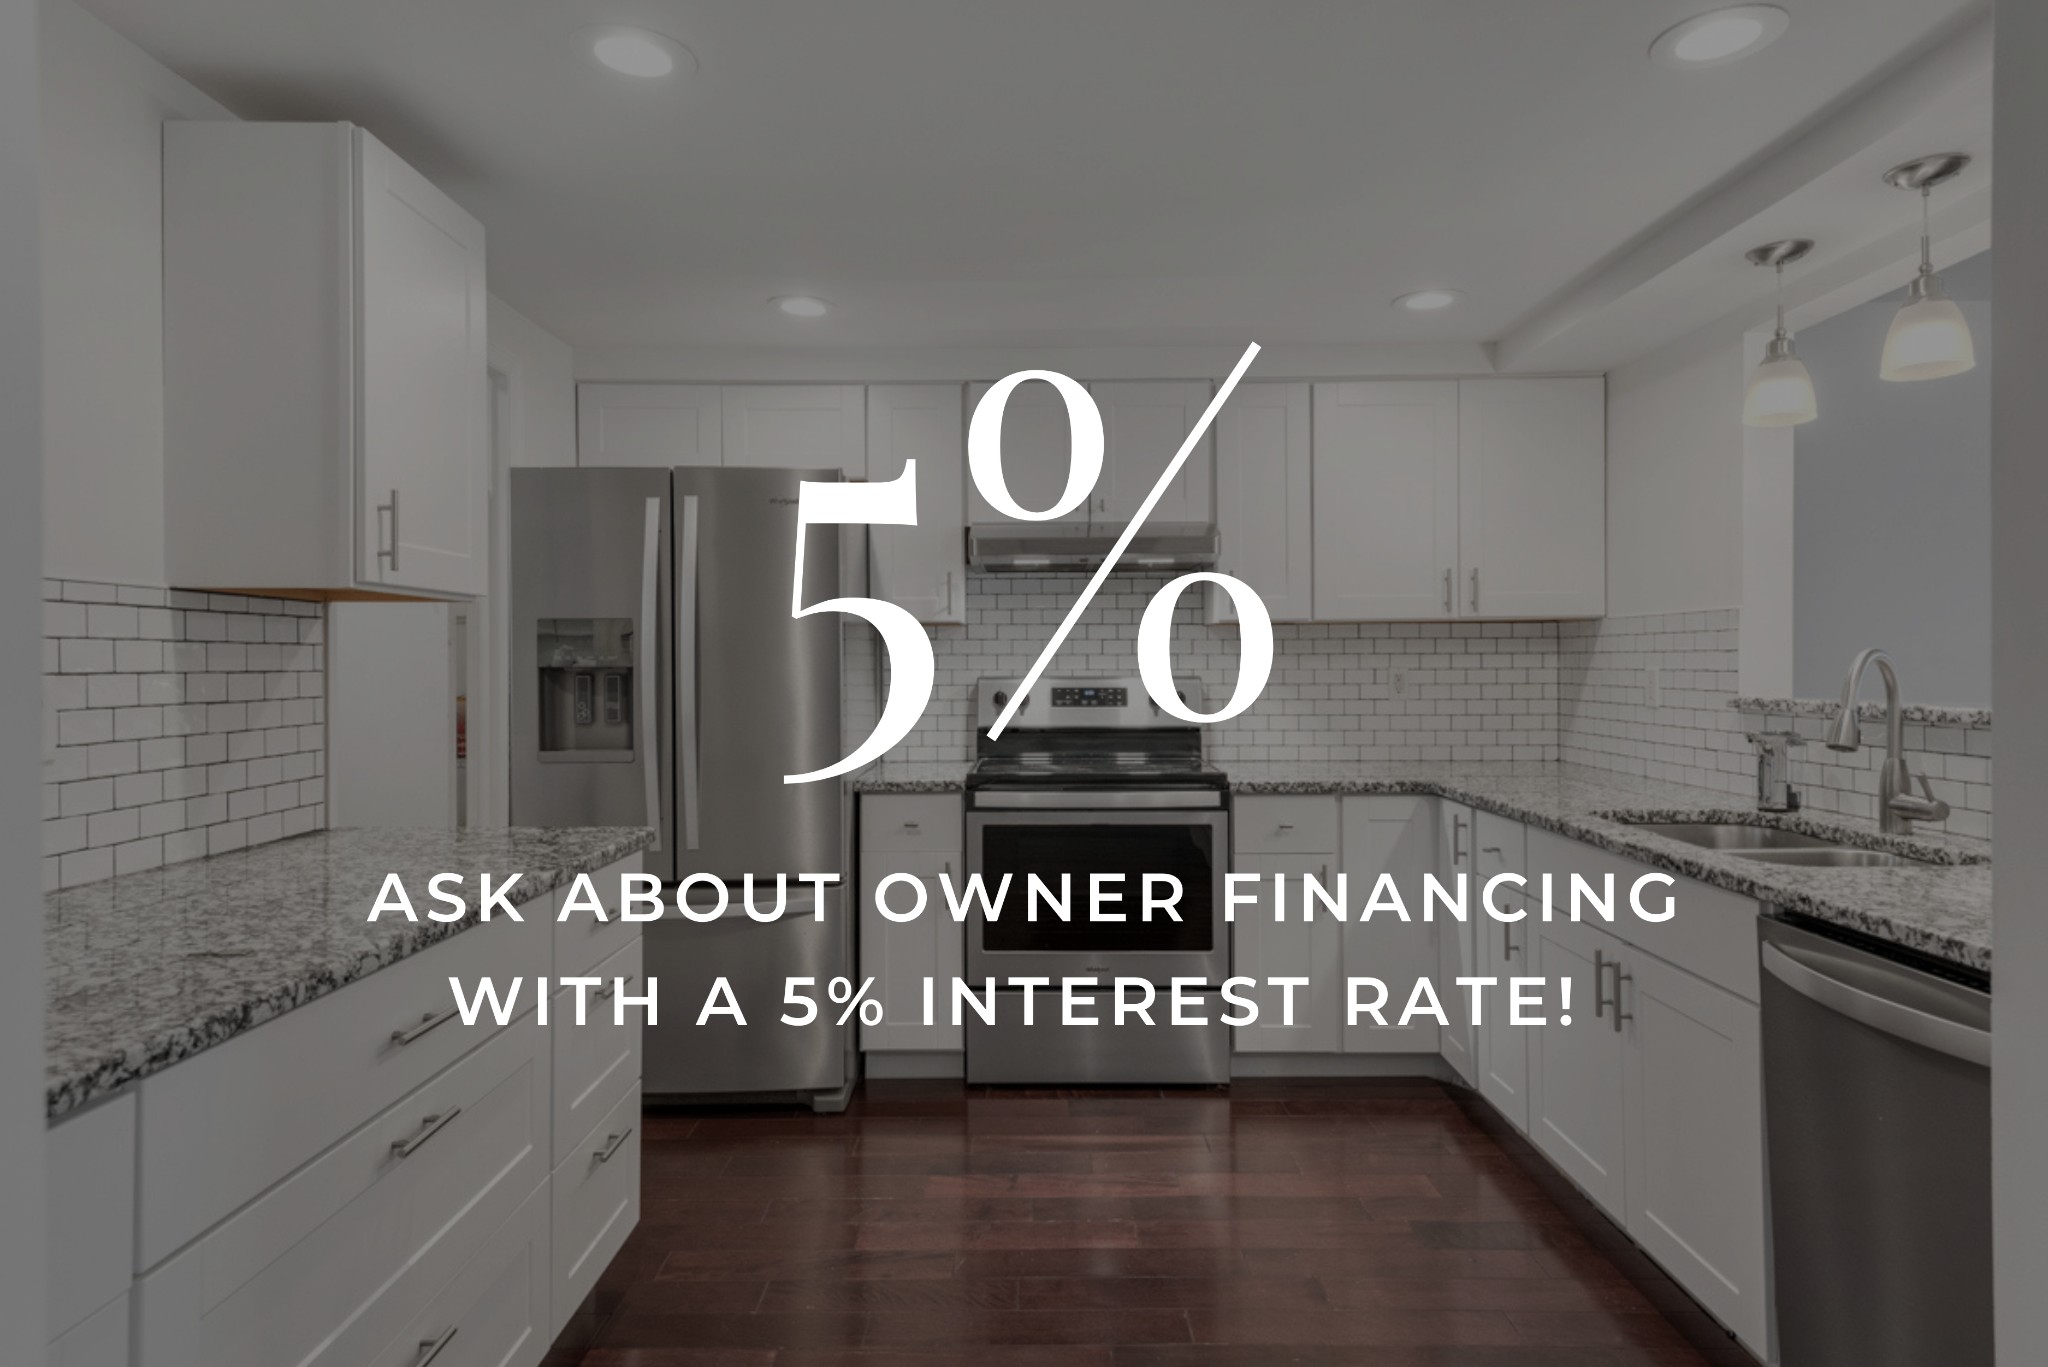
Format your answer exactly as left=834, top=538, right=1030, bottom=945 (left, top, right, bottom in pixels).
left=1823, top=648, right=1951, bottom=834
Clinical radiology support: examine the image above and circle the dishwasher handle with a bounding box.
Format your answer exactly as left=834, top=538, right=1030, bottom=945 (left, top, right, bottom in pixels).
left=1761, top=940, right=1990, bottom=1067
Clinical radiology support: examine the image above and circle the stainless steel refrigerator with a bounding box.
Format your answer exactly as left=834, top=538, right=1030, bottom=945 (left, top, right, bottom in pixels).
left=511, top=465, right=851, bottom=1107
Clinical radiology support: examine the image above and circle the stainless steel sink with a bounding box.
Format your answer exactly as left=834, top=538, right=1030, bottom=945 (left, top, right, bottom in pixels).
left=1622, top=820, right=1934, bottom=867
left=1732, top=847, right=1924, bottom=868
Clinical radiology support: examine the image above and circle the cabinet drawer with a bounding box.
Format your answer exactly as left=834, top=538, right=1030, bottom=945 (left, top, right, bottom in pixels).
left=551, top=1084, right=641, bottom=1338
left=553, top=936, right=644, bottom=1163
left=1473, top=809, right=1527, bottom=885
left=371, top=1182, right=549, bottom=1367
left=51, top=1292, right=128, bottom=1367
left=136, top=1020, right=548, bottom=1367
left=554, top=854, right=645, bottom=980
left=862, top=795, right=962, bottom=853
left=1233, top=797, right=1338, bottom=855
left=48, top=1092, right=135, bottom=1337
left=138, top=915, right=548, bottom=1268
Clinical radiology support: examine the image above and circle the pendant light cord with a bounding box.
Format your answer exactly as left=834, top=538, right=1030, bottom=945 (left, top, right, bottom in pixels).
left=1919, top=186, right=1935, bottom=278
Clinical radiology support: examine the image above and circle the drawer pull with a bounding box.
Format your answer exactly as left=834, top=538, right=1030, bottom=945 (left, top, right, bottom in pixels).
left=596, top=974, right=636, bottom=1001
left=391, top=1006, right=460, bottom=1047
left=414, top=1326, right=458, bottom=1366
left=1481, top=845, right=1503, bottom=856
left=595, top=1127, right=634, bottom=1164
left=391, top=1107, right=462, bottom=1159
left=903, top=821, right=921, bottom=830
left=1276, top=823, right=1295, bottom=831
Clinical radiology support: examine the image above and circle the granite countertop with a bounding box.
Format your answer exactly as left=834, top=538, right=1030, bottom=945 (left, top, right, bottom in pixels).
left=1731, top=696, right=1992, bottom=729
left=45, top=825, right=655, bottom=1121
left=853, top=761, right=970, bottom=793
left=1229, top=762, right=1991, bottom=976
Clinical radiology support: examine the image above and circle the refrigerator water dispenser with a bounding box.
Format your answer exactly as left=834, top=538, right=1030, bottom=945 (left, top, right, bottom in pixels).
left=537, top=617, right=636, bottom=757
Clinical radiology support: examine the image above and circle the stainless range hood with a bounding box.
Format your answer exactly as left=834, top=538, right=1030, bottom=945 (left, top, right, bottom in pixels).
left=966, top=522, right=1219, bottom=573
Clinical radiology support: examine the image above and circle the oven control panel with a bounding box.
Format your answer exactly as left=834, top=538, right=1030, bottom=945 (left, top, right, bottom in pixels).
left=975, top=675, right=1203, bottom=730
left=1052, top=686, right=1127, bottom=709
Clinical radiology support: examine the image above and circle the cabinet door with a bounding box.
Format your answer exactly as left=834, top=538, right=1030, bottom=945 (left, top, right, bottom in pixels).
left=1473, top=888, right=1531, bottom=1131
left=577, top=384, right=723, bottom=467
left=966, top=379, right=1091, bottom=524
left=1312, top=382, right=1458, bottom=621
left=1338, top=796, right=1440, bottom=1054
left=1093, top=380, right=1213, bottom=525
left=1528, top=915, right=1628, bottom=1216
left=1623, top=951, right=1767, bottom=1355
left=1436, top=802, right=1478, bottom=1084
left=356, top=129, right=489, bottom=597
left=721, top=386, right=865, bottom=476
left=1230, top=854, right=1343, bottom=1054
left=1211, top=382, right=1312, bottom=623
left=1457, top=378, right=1604, bottom=618
left=861, top=851, right=965, bottom=1051
left=868, top=385, right=966, bottom=624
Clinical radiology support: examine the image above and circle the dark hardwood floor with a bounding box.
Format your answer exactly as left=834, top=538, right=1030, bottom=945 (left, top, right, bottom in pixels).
left=544, top=1078, right=1758, bottom=1367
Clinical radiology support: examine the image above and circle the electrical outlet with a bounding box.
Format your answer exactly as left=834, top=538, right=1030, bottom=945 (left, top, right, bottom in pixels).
left=1392, top=669, right=1407, bottom=697
left=1646, top=666, right=1662, bottom=709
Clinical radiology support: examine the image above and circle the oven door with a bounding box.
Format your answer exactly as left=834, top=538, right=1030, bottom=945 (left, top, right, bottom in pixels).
left=965, top=803, right=1228, bottom=985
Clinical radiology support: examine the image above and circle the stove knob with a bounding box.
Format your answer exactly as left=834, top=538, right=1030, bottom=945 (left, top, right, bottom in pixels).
left=992, top=690, right=1008, bottom=708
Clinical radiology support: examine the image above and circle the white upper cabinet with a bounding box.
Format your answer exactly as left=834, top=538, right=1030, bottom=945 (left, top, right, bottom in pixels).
left=867, top=385, right=966, bottom=624
left=1313, top=382, right=1460, bottom=621
left=966, top=379, right=1091, bottom=525
left=722, top=385, right=866, bottom=476
left=577, top=384, right=723, bottom=467
left=1212, top=382, right=1312, bottom=623
left=165, top=123, right=487, bottom=599
left=1457, top=378, right=1605, bottom=618
left=1092, top=381, right=1214, bottom=525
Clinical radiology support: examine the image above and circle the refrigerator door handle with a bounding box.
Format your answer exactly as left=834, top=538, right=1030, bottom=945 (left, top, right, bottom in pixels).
left=677, top=493, right=702, bottom=851
left=639, top=497, right=663, bottom=852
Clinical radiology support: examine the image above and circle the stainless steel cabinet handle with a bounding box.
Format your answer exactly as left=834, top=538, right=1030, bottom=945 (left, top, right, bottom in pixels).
left=944, top=570, right=956, bottom=616
left=1594, top=949, right=1608, bottom=1019
left=1503, top=921, right=1514, bottom=958
left=677, top=494, right=702, bottom=851
left=639, top=496, right=663, bottom=853
left=391, top=1107, right=462, bottom=1159
left=903, top=821, right=921, bottom=830
left=1761, top=941, right=1990, bottom=1066
left=594, top=1127, right=634, bottom=1163
left=1451, top=815, right=1468, bottom=862
left=413, top=1327, right=457, bottom=1367
left=1443, top=568, right=1452, bottom=613
left=1613, top=964, right=1632, bottom=1033
left=1481, top=845, right=1502, bottom=856
left=1277, top=822, right=1295, bottom=831
left=377, top=489, right=400, bottom=572
left=391, top=1006, right=459, bottom=1047
left=1470, top=567, right=1480, bottom=613
left=596, top=974, right=635, bottom=1001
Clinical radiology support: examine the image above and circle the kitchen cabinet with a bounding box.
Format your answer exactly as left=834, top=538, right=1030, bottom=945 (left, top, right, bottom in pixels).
left=867, top=385, right=967, bottom=624
left=46, top=1093, right=135, bottom=1353
left=1211, top=382, right=1312, bottom=624
left=1457, top=378, right=1605, bottom=618
left=967, top=379, right=1092, bottom=525
left=721, top=385, right=866, bottom=476
left=1471, top=810, right=1530, bottom=1130
left=1312, top=382, right=1460, bottom=621
left=1527, top=913, right=1628, bottom=1215
left=577, top=384, right=723, bottom=467
left=1337, top=797, right=1440, bottom=1054
left=1092, top=380, right=1214, bottom=525
left=164, top=122, right=487, bottom=599
left=1230, top=854, right=1344, bottom=1053
left=860, top=795, right=967, bottom=1055
left=1435, top=802, right=1478, bottom=1083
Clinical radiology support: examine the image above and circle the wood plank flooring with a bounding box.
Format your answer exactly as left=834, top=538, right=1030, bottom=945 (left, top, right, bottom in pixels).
left=544, top=1078, right=1758, bottom=1367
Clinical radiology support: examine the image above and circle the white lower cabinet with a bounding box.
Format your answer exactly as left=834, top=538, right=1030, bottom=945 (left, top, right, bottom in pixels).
left=552, top=937, right=644, bottom=1163
left=1230, top=853, right=1342, bottom=1053
left=50, top=1294, right=128, bottom=1367
left=860, top=795, right=966, bottom=1055
left=1472, top=890, right=1531, bottom=1132
left=1435, top=802, right=1478, bottom=1083
left=1527, top=915, right=1628, bottom=1213
left=550, top=1083, right=642, bottom=1340
left=374, top=1183, right=551, bottom=1367
left=1338, top=797, right=1440, bottom=1054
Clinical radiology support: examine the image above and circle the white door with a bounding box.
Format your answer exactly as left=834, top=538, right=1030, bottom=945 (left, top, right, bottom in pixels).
left=721, top=386, right=865, bottom=476
left=577, top=384, right=722, bottom=467
left=355, top=130, right=489, bottom=597
left=1457, top=378, right=1605, bottom=618
left=1623, top=950, right=1768, bottom=1355
left=966, top=379, right=1092, bottom=525
left=1092, top=380, right=1213, bottom=525
left=1231, top=854, right=1343, bottom=1054
left=1338, top=796, right=1440, bottom=1053
left=867, top=385, right=966, bottom=624
left=1473, top=886, right=1531, bottom=1131
left=1312, top=382, right=1458, bottom=621
left=860, top=852, right=964, bottom=1051
left=1527, top=915, right=1628, bottom=1216
left=1435, top=802, right=1478, bottom=1084
left=1212, top=382, right=1312, bottom=623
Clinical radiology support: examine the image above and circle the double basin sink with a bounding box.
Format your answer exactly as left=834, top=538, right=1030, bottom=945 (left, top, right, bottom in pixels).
left=1623, top=821, right=1931, bottom=868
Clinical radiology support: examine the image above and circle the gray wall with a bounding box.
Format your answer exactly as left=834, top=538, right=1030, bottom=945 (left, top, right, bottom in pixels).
left=1793, top=249, right=1991, bottom=705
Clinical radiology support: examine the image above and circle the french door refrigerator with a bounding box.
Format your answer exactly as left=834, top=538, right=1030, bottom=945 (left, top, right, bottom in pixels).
left=511, top=465, right=851, bottom=1107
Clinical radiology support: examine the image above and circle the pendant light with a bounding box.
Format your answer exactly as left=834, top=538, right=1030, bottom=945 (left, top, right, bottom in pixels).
left=1879, top=153, right=1975, bottom=381
left=1743, top=239, right=1818, bottom=427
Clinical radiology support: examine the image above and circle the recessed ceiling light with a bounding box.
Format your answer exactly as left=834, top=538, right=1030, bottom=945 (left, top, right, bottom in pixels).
left=774, top=295, right=831, bottom=318
left=1650, top=6, right=1789, bottom=67
left=581, top=26, right=690, bottom=79
left=1395, top=290, right=1462, bottom=312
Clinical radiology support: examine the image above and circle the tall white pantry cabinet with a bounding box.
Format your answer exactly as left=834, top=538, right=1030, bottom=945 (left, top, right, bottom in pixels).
left=164, top=123, right=489, bottom=600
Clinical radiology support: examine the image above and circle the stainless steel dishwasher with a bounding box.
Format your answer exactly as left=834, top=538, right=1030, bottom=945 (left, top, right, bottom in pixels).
left=1759, top=913, right=1991, bottom=1366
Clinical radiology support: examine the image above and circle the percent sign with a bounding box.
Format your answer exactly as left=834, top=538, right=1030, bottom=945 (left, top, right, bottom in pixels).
left=830, top=977, right=882, bottom=1026
left=785, top=342, right=1272, bottom=782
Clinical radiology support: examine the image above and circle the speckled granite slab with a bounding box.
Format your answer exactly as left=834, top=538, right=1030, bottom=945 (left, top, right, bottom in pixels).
left=1731, top=696, right=1992, bottom=729
left=1229, top=762, right=1992, bottom=976
left=45, top=825, right=654, bottom=1121
left=853, top=762, right=970, bottom=793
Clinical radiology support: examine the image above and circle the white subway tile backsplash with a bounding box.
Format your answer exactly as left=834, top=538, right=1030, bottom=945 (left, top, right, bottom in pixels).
left=42, top=578, right=325, bottom=890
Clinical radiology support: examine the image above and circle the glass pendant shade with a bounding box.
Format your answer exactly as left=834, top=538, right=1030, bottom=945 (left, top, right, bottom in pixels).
left=1880, top=275, right=1975, bottom=381
left=1744, top=336, right=1818, bottom=427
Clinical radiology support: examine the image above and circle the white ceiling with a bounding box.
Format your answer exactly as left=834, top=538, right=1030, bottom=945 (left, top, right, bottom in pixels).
left=80, top=0, right=1987, bottom=357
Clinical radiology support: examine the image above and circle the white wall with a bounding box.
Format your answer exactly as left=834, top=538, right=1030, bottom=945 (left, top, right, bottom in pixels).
left=38, top=0, right=230, bottom=587
left=3, top=0, right=47, bottom=1356
left=1993, top=2, right=2048, bottom=1358
left=489, top=294, right=576, bottom=471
